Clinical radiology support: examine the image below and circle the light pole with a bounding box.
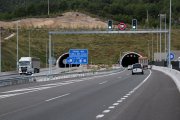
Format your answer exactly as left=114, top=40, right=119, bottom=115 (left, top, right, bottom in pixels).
left=151, top=33, right=154, bottom=61
left=164, top=14, right=167, bottom=55
left=168, top=0, right=172, bottom=68
left=48, top=0, right=49, bottom=16
left=28, top=29, right=31, bottom=57
left=0, top=27, right=2, bottom=73
left=156, top=26, right=159, bottom=60
left=48, top=34, right=52, bottom=75
left=159, top=14, right=162, bottom=61
left=16, top=21, right=20, bottom=71
left=159, top=14, right=167, bottom=61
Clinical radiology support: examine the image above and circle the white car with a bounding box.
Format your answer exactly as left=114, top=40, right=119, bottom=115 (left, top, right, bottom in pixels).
left=132, top=63, right=144, bottom=75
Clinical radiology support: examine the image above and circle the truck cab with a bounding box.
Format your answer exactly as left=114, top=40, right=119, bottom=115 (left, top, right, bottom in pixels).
left=19, top=57, right=40, bottom=75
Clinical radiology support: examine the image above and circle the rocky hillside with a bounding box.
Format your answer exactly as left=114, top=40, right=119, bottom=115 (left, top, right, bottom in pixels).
left=0, top=12, right=107, bottom=29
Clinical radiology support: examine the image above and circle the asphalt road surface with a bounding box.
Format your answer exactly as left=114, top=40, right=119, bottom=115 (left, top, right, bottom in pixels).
left=0, top=69, right=179, bottom=120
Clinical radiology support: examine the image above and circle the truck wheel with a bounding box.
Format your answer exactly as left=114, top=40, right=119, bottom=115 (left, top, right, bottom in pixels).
left=37, top=69, right=40, bottom=73
left=34, top=68, right=37, bottom=73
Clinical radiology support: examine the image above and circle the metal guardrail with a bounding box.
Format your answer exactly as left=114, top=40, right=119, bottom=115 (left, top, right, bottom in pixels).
left=0, top=68, right=124, bottom=87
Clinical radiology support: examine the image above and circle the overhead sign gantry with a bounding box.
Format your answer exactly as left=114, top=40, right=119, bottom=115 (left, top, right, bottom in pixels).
left=48, top=30, right=169, bottom=75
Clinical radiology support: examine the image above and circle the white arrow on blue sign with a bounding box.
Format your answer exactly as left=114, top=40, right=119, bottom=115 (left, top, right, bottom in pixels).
left=167, top=52, right=175, bottom=60
left=68, top=49, right=88, bottom=64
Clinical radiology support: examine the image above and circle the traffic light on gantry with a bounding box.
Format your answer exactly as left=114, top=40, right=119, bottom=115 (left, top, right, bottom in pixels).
left=108, top=20, right=113, bottom=30
left=132, top=19, right=137, bottom=30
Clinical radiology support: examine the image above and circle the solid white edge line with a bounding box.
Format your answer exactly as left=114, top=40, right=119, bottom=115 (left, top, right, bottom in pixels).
left=45, top=93, right=70, bottom=102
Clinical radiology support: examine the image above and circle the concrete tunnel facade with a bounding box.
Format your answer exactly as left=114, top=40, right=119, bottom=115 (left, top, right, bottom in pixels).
left=56, top=53, right=80, bottom=68
left=56, top=52, right=142, bottom=68
left=121, top=52, right=142, bottom=67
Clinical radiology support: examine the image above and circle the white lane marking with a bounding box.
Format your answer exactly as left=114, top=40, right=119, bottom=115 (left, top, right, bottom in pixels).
left=96, top=70, right=152, bottom=119
left=118, top=76, right=122, bottom=78
left=103, top=110, right=111, bottom=113
left=123, top=95, right=128, bottom=98
left=0, top=69, right=126, bottom=99
left=121, top=97, right=126, bottom=100
left=96, top=114, right=104, bottom=119
left=109, top=106, right=115, bottom=109
left=45, top=93, right=70, bottom=102
left=132, top=70, right=152, bottom=92
left=117, top=100, right=123, bottom=103
left=126, top=74, right=130, bottom=75
left=0, top=88, right=54, bottom=99
left=99, top=81, right=108, bottom=85
left=129, top=90, right=134, bottom=94
left=113, top=103, right=119, bottom=106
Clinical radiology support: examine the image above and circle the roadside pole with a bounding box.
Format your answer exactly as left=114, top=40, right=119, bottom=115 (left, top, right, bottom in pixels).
left=0, top=27, right=2, bottom=73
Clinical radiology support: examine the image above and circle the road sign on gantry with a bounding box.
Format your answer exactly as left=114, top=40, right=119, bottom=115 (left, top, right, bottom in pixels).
left=118, top=22, right=127, bottom=31
left=69, top=49, right=88, bottom=64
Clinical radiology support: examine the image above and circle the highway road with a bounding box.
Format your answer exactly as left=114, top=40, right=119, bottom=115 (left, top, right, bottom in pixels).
left=0, top=69, right=180, bottom=120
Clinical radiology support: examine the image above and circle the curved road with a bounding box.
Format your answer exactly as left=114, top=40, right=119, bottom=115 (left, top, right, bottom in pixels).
left=0, top=69, right=179, bottom=120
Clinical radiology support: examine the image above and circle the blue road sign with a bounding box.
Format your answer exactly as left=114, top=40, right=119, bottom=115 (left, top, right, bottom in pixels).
left=68, top=49, right=88, bottom=64
left=167, top=52, right=175, bottom=60
left=66, top=57, right=73, bottom=64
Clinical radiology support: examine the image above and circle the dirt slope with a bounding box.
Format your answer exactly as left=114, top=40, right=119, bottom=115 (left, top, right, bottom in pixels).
left=0, top=12, right=107, bottom=29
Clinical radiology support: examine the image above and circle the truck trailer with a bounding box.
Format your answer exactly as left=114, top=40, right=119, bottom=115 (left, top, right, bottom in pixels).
left=18, top=57, right=40, bottom=75
left=138, top=57, right=148, bottom=69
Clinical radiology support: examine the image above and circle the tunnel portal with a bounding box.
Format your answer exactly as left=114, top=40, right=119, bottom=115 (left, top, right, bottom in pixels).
left=121, top=52, right=142, bottom=67
left=56, top=53, right=80, bottom=68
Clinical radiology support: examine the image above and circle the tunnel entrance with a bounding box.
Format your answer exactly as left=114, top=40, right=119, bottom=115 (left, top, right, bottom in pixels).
left=56, top=53, right=80, bottom=68
left=121, top=52, right=142, bottom=67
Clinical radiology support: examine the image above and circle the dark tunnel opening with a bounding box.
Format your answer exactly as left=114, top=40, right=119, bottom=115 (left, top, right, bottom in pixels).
left=58, top=53, right=80, bottom=68
left=121, top=53, right=140, bottom=67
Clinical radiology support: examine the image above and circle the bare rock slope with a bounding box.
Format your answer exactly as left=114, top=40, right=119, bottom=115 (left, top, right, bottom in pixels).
left=0, top=12, right=107, bottom=29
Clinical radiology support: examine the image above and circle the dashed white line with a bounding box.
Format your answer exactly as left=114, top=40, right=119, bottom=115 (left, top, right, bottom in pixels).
left=109, top=106, right=115, bottom=109
left=113, top=103, right=119, bottom=106
left=95, top=70, right=152, bottom=119
left=45, top=93, right=70, bottom=102
left=96, top=114, right=104, bottom=119
left=118, top=76, right=122, bottom=78
left=99, top=81, right=108, bottom=85
left=123, top=95, right=128, bottom=98
left=103, top=110, right=111, bottom=113
left=121, top=97, right=126, bottom=100
left=117, top=100, right=123, bottom=103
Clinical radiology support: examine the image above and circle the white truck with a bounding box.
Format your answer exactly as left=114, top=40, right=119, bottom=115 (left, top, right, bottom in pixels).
left=18, top=57, right=40, bottom=75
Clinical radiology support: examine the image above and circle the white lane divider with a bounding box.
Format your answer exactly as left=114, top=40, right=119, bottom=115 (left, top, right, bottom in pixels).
left=45, top=93, right=70, bottom=102
left=113, top=103, right=119, bottom=106
left=0, top=70, right=123, bottom=99
left=103, top=110, right=111, bottom=113
left=95, top=70, right=152, bottom=119
left=108, top=106, right=115, bottom=109
left=99, top=81, right=108, bottom=85
left=96, top=114, right=104, bottom=119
